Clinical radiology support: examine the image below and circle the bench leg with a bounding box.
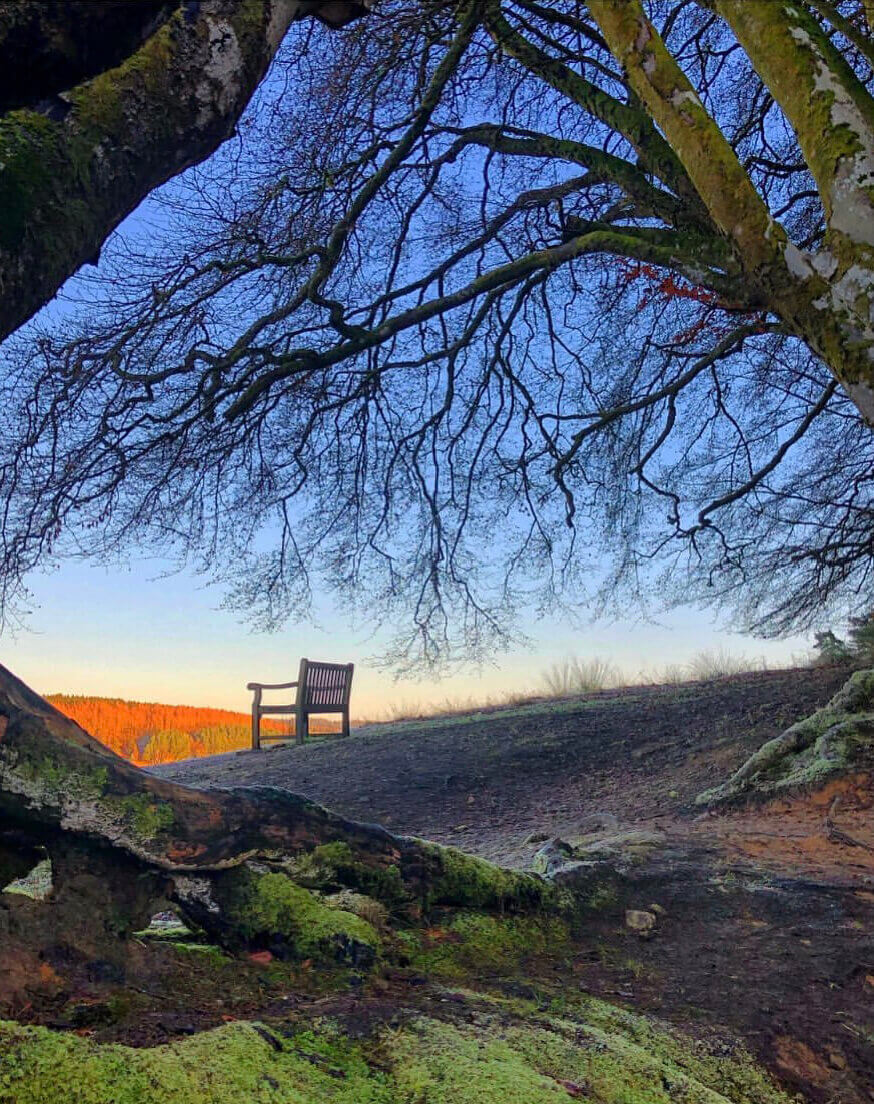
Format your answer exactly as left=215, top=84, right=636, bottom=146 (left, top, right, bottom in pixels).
left=296, top=707, right=305, bottom=746
left=251, top=688, right=262, bottom=750
left=342, top=708, right=350, bottom=739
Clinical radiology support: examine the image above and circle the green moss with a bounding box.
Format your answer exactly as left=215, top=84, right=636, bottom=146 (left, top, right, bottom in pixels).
left=698, top=669, right=874, bottom=806
left=713, top=0, right=874, bottom=237
left=0, top=110, right=61, bottom=250
left=1, top=858, right=52, bottom=901
left=324, top=891, right=389, bottom=930
left=311, top=841, right=356, bottom=867
left=133, top=921, right=193, bottom=941
left=168, top=943, right=231, bottom=966
left=508, top=1004, right=789, bottom=1103
left=221, top=869, right=379, bottom=965
left=0, top=1020, right=394, bottom=1104
left=107, top=794, right=175, bottom=840
left=13, top=756, right=109, bottom=803
left=295, top=837, right=551, bottom=917
left=587, top=883, right=620, bottom=912
left=291, top=843, right=409, bottom=909
left=400, top=911, right=571, bottom=980
left=384, top=1002, right=793, bottom=1104
left=425, top=843, right=552, bottom=911
left=67, top=9, right=177, bottom=138
left=0, top=992, right=794, bottom=1104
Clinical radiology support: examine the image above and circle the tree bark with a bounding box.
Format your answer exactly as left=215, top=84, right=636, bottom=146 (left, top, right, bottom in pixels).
left=588, top=0, right=874, bottom=425
left=0, top=0, right=372, bottom=346
left=714, top=0, right=874, bottom=422
left=0, top=2, right=173, bottom=112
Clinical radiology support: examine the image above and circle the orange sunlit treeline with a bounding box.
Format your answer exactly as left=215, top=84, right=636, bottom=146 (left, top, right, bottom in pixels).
left=46, top=695, right=339, bottom=765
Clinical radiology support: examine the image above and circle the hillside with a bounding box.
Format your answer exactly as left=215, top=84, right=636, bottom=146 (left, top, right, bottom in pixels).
left=152, top=664, right=856, bottom=864
left=4, top=665, right=871, bottom=1103
left=152, top=664, right=874, bottom=1101
left=46, top=694, right=339, bottom=765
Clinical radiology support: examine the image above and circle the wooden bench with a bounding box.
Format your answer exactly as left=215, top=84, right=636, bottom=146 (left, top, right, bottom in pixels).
left=247, top=658, right=354, bottom=749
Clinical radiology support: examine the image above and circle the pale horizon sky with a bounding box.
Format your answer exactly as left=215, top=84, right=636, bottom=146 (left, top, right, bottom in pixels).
left=4, top=555, right=814, bottom=720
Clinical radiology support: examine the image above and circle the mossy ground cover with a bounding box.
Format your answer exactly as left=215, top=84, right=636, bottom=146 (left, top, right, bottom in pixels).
left=220, top=868, right=380, bottom=961
left=396, top=911, right=573, bottom=980
left=0, top=989, right=795, bottom=1104
left=0, top=846, right=801, bottom=1104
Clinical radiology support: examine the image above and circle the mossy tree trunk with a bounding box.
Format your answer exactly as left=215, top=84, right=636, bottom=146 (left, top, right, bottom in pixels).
left=0, top=0, right=372, bottom=345
left=587, top=0, right=874, bottom=424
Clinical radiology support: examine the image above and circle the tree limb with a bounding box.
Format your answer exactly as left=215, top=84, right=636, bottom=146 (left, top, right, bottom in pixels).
left=0, top=0, right=374, bottom=344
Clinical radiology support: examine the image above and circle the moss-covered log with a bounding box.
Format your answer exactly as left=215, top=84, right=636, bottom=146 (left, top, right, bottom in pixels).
left=0, top=662, right=549, bottom=961
left=0, top=0, right=373, bottom=345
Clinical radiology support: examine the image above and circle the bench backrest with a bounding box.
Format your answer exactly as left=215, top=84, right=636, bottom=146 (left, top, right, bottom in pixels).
left=296, top=658, right=354, bottom=712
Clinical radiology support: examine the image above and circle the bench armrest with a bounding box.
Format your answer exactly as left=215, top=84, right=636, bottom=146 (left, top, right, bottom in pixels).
left=247, top=680, right=299, bottom=691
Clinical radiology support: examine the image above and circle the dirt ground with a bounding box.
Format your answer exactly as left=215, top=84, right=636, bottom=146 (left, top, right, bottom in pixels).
left=154, top=665, right=874, bottom=1102
left=152, top=665, right=858, bottom=866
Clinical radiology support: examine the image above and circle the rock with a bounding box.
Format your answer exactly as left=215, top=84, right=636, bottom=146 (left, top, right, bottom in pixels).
left=828, top=1051, right=847, bottom=1070
left=523, top=831, right=550, bottom=845
left=625, top=909, right=657, bottom=934
left=649, top=902, right=667, bottom=916
left=550, top=860, right=611, bottom=890
left=324, top=890, right=389, bottom=930
left=531, top=838, right=574, bottom=877
left=573, top=829, right=666, bottom=863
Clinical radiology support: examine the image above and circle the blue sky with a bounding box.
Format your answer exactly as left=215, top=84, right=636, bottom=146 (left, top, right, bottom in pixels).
left=0, top=25, right=818, bottom=718
left=4, top=554, right=810, bottom=717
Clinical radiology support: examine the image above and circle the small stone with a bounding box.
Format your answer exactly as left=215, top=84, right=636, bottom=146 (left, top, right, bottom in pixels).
left=625, top=909, right=657, bottom=934
left=248, top=950, right=273, bottom=964
left=649, top=903, right=667, bottom=916
left=576, top=812, right=620, bottom=835
left=524, top=831, right=550, bottom=845
left=572, top=829, right=666, bottom=862
left=828, top=1051, right=847, bottom=1070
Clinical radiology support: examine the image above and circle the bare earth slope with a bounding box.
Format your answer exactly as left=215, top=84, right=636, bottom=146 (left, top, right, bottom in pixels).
left=154, top=665, right=874, bottom=1102
left=152, top=666, right=854, bottom=865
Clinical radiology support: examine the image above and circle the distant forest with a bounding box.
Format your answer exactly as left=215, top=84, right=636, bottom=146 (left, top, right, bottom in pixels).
left=46, top=695, right=340, bottom=764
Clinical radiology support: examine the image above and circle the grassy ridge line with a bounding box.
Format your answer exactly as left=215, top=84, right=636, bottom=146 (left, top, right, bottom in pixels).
left=362, top=649, right=815, bottom=726
left=358, top=663, right=823, bottom=733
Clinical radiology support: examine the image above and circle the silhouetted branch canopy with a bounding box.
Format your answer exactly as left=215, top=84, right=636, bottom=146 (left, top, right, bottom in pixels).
left=2, top=0, right=874, bottom=668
